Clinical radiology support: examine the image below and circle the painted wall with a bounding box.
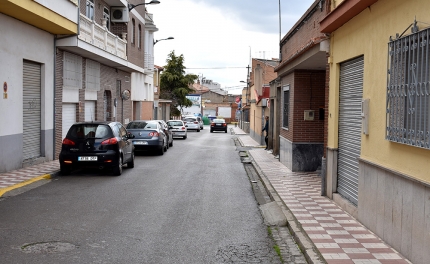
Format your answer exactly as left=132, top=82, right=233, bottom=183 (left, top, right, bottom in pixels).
left=0, top=13, right=55, bottom=172
left=327, top=0, right=430, bottom=183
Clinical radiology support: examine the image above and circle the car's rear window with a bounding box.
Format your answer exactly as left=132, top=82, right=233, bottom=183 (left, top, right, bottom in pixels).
left=68, top=124, right=112, bottom=139
left=168, top=121, right=183, bottom=126
left=184, top=118, right=196, bottom=122
left=213, top=119, right=225, bottom=123
left=127, top=121, right=158, bottom=129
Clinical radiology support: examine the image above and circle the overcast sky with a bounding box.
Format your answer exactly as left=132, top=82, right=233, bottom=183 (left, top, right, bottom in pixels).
left=148, top=0, right=315, bottom=94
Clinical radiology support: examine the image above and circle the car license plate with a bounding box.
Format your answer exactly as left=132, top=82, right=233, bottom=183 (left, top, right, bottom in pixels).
left=78, top=156, right=97, bottom=161
left=134, top=141, right=148, bottom=145
left=216, top=124, right=222, bottom=126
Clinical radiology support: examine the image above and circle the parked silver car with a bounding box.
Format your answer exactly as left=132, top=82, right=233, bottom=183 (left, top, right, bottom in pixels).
left=167, top=120, right=187, bottom=139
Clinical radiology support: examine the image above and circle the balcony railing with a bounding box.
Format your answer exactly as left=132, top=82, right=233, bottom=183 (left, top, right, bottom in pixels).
left=144, top=52, right=154, bottom=71
left=78, top=14, right=127, bottom=60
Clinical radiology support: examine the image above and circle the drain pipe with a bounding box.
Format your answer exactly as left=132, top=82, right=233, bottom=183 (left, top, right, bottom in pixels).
left=53, top=2, right=80, bottom=158
left=321, top=157, right=327, bottom=196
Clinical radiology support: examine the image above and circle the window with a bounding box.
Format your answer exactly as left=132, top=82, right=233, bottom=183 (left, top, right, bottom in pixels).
left=63, top=52, right=82, bottom=90
left=386, top=27, right=430, bottom=149
left=283, top=85, right=290, bottom=129
left=103, top=7, right=110, bottom=30
left=131, top=19, right=135, bottom=44
left=138, top=24, right=142, bottom=49
left=85, top=0, right=94, bottom=20
left=85, top=59, right=100, bottom=91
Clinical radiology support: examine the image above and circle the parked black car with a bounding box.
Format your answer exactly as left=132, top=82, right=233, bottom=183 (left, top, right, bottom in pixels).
left=210, top=119, right=228, bottom=133
left=59, top=121, right=135, bottom=176
left=126, top=120, right=168, bottom=155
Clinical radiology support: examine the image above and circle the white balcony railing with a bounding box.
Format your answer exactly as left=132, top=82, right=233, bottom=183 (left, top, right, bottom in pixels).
left=144, top=52, right=154, bottom=71
left=78, top=14, right=127, bottom=60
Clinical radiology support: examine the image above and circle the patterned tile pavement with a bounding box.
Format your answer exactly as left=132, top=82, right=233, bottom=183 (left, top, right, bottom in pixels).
left=0, top=160, right=60, bottom=194
left=232, top=127, right=411, bottom=264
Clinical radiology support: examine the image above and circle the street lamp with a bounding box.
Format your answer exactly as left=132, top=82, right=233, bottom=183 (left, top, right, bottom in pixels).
left=153, top=37, right=174, bottom=45
left=128, top=0, right=160, bottom=12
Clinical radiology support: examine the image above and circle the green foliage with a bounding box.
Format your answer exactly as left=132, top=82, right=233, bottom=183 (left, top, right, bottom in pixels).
left=159, top=51, right=198, bottom=115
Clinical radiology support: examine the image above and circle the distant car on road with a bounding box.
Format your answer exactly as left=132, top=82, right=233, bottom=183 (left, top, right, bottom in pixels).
left=126, top=120, right=168, bottom=155
left=183, top=116, right=201, bottom=132
left=210, top=119, right=228, bottom=133
left=59, top=121, right=135, bottom=176
left=167, top=120, right=187, bottom=139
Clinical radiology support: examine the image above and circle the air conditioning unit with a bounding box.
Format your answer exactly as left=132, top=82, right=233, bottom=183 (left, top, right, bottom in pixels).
left=111, top=7, right=129, bottom=23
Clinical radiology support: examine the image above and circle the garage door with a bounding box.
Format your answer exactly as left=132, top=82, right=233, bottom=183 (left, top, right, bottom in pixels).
left=85, top=101, right=96, bottom=121
left=23, top=61, right=41, bottom=160
left=62, top=104, right=76, bottom=140
left=337, top=56, right=363, bottom=206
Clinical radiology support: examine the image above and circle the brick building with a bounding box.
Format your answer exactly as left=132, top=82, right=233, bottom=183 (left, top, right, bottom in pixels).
left=273, top=0, right=330, bottom=172
left=55, top=0, right=158, bottom=156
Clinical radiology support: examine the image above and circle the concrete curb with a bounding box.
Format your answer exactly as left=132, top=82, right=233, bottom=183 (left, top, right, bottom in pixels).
left=0, top=170, right=60, bottom=198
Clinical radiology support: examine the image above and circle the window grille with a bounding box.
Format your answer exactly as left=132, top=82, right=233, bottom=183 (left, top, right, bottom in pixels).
left=86, top=0, right=94, bottom=20
left=283, top=85, right=290, bottom=128
left=63, top=52, right=82, bottom=90
left=85, top=59, right=100, bottom=91
left=103, top=7, right=110, bottom=30
left=131, top=19, right=135, bottom=44
left=138, top=25, right=142, bottom=49
left=387, top=27, right=430, bottom=149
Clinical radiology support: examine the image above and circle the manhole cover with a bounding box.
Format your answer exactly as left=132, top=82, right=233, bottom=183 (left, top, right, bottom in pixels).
left=21, top=241, right=77, bottom=253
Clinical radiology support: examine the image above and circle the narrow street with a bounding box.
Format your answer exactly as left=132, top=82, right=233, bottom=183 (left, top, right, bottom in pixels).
left=0, top=126, right=305, bottom=264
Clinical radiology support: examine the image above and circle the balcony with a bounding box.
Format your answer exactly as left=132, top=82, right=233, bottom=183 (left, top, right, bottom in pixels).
left=144, top=52, right=154, bottom=72
left=78, top=14, right=127, bottom=60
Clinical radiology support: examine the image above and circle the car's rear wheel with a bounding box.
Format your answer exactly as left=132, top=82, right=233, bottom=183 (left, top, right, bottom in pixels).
left=127, top=151, right=135, bottom=168
left=197, top=129, right=200, bottom=132
left=60, top=165, right=71, bottom=175
left=183, top=135, right=187, bottom=139
left=169, top=139, right=173, bottom=147
left=113, top=156, right=123, bottom=176
left=158, top=141, right=165, bottom=155
left=210, top=130, right=213, bottom=133
left=225, top=129, right=228, bottom=133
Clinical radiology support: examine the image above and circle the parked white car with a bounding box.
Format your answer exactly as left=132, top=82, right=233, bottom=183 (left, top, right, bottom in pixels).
left=183, top=115, right=204, bottom=130
left=167, top=120, right=187, bottom=139
left=182, top=116, right=201, bottom=132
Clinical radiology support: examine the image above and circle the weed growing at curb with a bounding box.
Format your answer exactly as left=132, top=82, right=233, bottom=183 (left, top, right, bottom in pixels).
left=267, top=226, right=284, bottom=263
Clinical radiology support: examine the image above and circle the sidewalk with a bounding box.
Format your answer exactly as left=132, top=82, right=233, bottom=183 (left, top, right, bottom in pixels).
left=0, top=160, right=60, bottom=197
left=232, top=126, right=411, bottom=264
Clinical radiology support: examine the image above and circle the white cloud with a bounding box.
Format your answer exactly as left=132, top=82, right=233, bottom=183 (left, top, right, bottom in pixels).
left=150, top=0, right=315, bottom=94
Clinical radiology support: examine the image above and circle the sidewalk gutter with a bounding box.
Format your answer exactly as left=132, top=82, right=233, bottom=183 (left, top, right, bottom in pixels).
left=0, top=171, right=60, bottom=198
left=250, top=158, right=326, bottom=264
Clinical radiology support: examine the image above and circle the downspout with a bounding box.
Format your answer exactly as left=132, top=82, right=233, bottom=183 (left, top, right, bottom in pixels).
left=53, top=1, right=80, bottom=158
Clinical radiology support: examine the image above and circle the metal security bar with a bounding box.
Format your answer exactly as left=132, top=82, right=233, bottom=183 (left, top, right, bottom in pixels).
left=387, top=27, right=430, bottom=149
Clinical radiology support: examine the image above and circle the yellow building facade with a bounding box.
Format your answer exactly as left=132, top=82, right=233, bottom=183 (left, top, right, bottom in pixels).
left=323, top=0, right=430, bottom=262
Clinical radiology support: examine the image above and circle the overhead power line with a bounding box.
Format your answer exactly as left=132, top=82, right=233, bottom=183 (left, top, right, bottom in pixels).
left=186, top=67, right=247, bottom=69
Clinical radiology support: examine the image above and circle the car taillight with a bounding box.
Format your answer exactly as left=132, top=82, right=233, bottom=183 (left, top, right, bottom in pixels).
left=194, top=121, right=198, bottom=124
left=62, top=138, right=75, bottom=145
left=101, top=137, right=118, bottom=145
left=181, top=126, right=186, bottom=130
left=149, top=132, right=159, bottom=137
left=210, top=123, right=214, bottom=126
left=223, top=123, right=227, bottom=127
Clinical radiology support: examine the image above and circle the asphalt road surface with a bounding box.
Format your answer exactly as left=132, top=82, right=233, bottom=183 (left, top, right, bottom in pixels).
left=0, top=125, right=283, bottom=264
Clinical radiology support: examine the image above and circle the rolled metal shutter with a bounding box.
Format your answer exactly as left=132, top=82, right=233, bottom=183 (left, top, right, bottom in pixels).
left=337, top=56, right=363, bottom=206
left=85, top=101, right=96, bottom=121
left=62, top=104, right=76, bottom=140
left=23, top=61, right=41, bottom=160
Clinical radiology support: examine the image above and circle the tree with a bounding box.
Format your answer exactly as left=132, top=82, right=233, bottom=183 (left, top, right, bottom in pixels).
left=159, top=51, right=198, bottom=117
